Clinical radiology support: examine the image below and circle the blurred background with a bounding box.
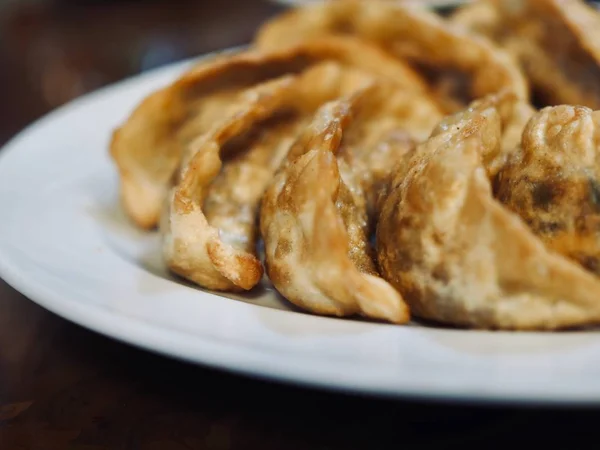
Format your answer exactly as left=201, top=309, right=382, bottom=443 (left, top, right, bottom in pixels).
left=0, top=0, right=281, bottom=146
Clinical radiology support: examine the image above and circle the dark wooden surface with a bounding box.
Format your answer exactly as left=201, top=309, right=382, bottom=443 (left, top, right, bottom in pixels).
left=1, top=1, right=600, bottom=448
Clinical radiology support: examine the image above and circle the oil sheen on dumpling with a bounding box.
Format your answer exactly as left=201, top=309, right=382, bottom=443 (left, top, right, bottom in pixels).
left=260, top=80, right=444, bottom=322
left=111, top=35, right=428, bottom=229
left=496, top=105, right=600, bottom=275
left=255, top=0, right=527, bottom=112
left=377, top=96, right=600, bottom=330
left=162, top=62, right=411, bottom=292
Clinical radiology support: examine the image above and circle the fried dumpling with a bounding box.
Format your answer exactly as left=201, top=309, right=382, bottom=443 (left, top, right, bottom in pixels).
left=377, top=96, right=600, bottom=330
left=440, top=90, right=535, bottom=178
left=255, top=0, right=527, bottom=112
left=162, top=62, right=403, bottom=292
left=111, top=35, right=428, bottom=229
left=450, top=0, right=501, bottom=37
left=451, top=0, right=600, bottom=108
left=497, top=105, right=600, bottom=276
left=161, top=76, right=293, bottom=292
left=260, top=81, right=444, bottom=323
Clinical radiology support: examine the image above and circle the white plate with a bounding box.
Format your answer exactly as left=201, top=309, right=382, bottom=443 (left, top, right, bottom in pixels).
left=1, top=55, right=600, bottom=406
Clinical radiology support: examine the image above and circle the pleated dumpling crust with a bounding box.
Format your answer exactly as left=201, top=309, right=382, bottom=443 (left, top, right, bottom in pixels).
left=436, top=90, right=534, bottom=178
left=496, top=105, right=600, bottom=276
left=111, top=35, right=428, bottom=229
left=451, top=0, right=600, bottom=108
left=377, top=96, right=600, bottom=330
left=255, top=0, right=527, bottom=112
left=260, top=81, right=445, bottom=323
left=162, top=62, right=404, bottom=292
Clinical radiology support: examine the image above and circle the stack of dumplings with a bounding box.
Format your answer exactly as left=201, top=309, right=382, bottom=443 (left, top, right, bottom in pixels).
left=110, top=0, right=600, bottom=330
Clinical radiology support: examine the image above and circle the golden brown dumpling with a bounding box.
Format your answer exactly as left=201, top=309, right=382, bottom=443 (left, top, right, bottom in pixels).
left=377, top=96, right=600, bottom=330
left=161, top=76, right=294, bottom=292
left=260, top=80, right=444, bottom=323
left=162, top=61, right=428, bottom=292
left=450, top=0, right=501, bottom=37
left=435, top=90, right=534, bottom=178
left=497, top=105, right=600, bottom=275
left=255, top=0, right=527, bottom=112
left=111, top=35, right=428, bottom=229
left=451, top=0, right=600, bottom=108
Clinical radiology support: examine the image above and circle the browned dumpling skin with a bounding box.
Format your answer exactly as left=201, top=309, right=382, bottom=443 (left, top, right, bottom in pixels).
left=451, top=0, right=600, bottom=108
left=377, top=96, right=600, bottom=330
left=496, top=105, right=600, bottom=275
left=260, top=80, right=444, bottom=322
left=260, top=95, right=408, bottom=322
left=161, top=76, right=294, bottom=291
left=450, top=0, right=501, bottom=36
left=437, top=90, right=535, bottom=178
left=255, top=0, right=528, bottom=112
left=111, top=35, right=428, bottom=229
left=162, top=61, right=427, bottom=292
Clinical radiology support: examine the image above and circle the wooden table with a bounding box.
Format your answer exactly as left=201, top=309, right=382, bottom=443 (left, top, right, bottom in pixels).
left=1, top=1, right=599, bottom=447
